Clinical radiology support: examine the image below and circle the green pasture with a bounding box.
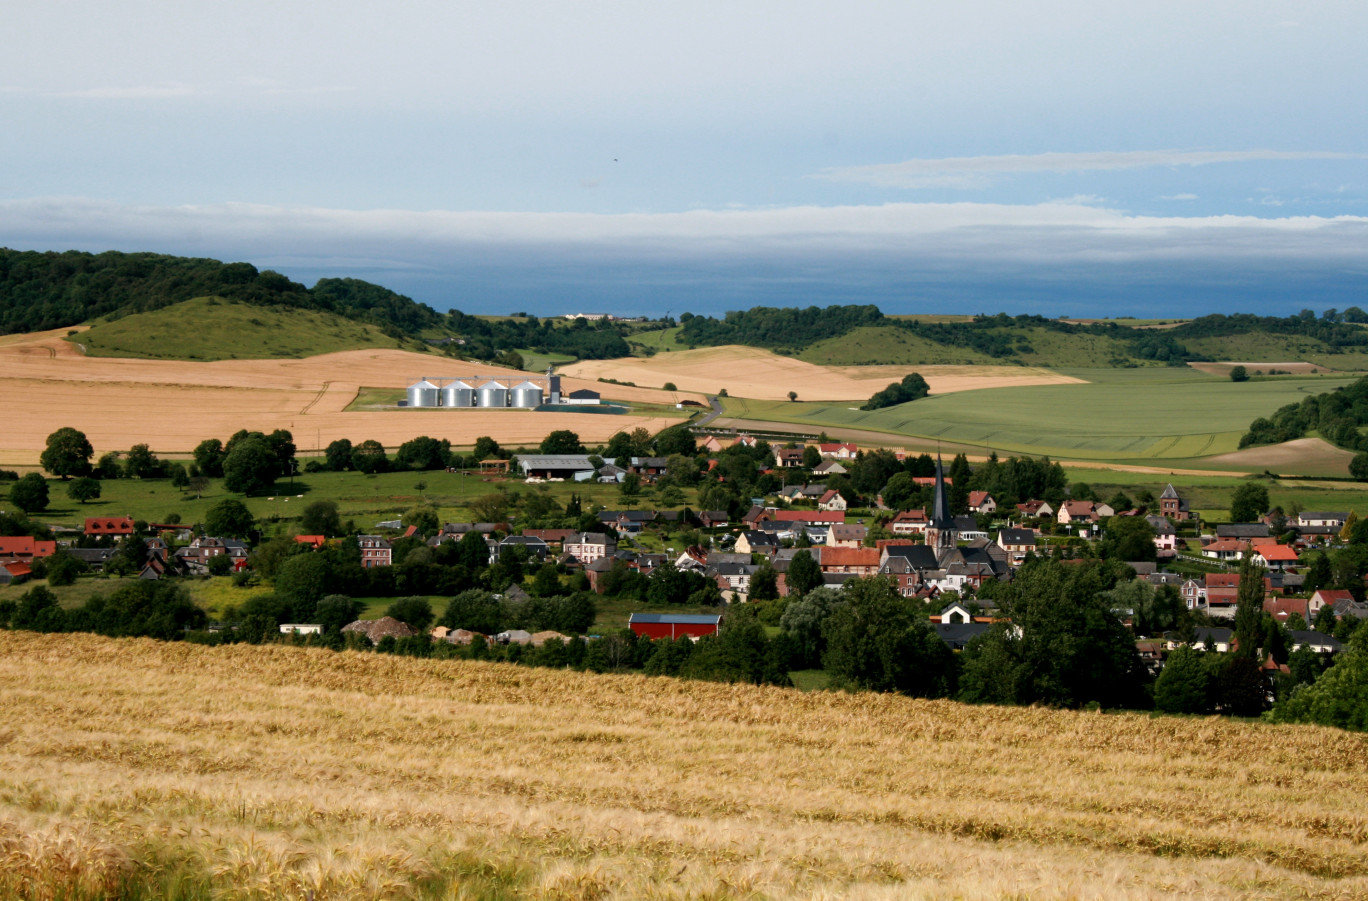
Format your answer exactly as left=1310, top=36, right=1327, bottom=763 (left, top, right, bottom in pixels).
left=515, top=349, right=578, bottom=372
left=628, top=326, right=684, bottom=353
left=1180, top=332, right=1362, bottom=367
left=800, top=326, right=1002, bottom=366
left=798, top=325, right=1174, bottom=368
left=720, top=369, right=1358, bottom=466
left=1302, top=351, right=1368, bottom=371
left=29, top=467, right=690, bottom=534
left=74, top=297, right=414, bottom=361
left=1061, top=468, right=1368, bottom=520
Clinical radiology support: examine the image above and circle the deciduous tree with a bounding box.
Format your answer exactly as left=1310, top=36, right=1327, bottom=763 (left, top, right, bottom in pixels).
left=204, top=498, right=255, bottom=538
left=9, top=473, right=49, bottom=513
left=66, top=476, right=101, bottom=504
left=40, top=427, right=93, bottom=479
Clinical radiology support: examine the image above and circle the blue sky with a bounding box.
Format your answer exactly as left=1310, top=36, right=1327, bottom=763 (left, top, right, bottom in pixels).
left=2, top=2, right=1367, bottom=317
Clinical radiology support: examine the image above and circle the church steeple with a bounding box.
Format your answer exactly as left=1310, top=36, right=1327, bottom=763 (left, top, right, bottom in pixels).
left=927, top=454, right=957, bottom=553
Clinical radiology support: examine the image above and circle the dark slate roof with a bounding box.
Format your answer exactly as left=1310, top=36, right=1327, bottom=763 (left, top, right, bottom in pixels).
left=1217, top=524, right=1270, bottom=539
left=953, top=516, right=981, bottom=531
left=598, top=510, right=657, bottom=523
left=629, top=613, right=722, bottom=625
left=67, top=547, right=116, bottom=563
left=883, top=544, right=940, bottom=570
left=1289, top=630, right=1343, bottom=651
left=998, top=528, right=1036, bottom=545
left=934, top=622, right=990, bottom=649
left=710, top=562, right=757, bottom=576
left=742, top=530, right=778, bottom=546
left=1146, top=515, right=1175, bottom=534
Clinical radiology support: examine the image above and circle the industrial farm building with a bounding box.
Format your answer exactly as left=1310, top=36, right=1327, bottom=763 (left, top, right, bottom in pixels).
left=403, top=373, right=599, bottom=409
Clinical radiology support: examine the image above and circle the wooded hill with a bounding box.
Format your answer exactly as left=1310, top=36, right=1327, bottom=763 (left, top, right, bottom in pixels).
left=675, top=306, right=1368, bottom=367
left=0, top=248, right=443, bottom=338
left=0, top=248, right=632, bottom=361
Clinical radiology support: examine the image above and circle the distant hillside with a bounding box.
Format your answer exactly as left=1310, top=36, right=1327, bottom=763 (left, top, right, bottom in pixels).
left=671, top=306, right=1368, bottom=369
left=74, top=297, right=410, bottom=360
left=0, top=248, right=443, bottom=338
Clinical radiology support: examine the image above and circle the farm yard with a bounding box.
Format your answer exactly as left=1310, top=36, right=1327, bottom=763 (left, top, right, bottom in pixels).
left=4, top=631, right=1368, bottom=901
left=0, top=329, right=700, bottom=465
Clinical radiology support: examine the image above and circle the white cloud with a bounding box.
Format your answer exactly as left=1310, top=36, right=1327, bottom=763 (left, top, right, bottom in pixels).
left=817, top=150, right=1368, bottom=189
left=2, top=197, right=1366, bottom=273
left=1161, top=193, right=1199, bottom=201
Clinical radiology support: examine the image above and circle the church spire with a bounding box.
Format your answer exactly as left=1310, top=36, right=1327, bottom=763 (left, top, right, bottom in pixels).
left=927, top=454, right=957, bottom=553
left=931, top=454, right=953, bottom=527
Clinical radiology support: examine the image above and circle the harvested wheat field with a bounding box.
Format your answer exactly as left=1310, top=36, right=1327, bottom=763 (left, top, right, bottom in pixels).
left=3, top=632, right=1368, bottom=900
left=562, top=346, right=1082, bottom=402
left=0, top=330, right=702, bottom=463
left=1202, top=437, right=1358, bottom=477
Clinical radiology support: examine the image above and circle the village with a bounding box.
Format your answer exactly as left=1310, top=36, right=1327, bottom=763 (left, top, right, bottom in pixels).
left=3, top=430, right=1363, bottom=696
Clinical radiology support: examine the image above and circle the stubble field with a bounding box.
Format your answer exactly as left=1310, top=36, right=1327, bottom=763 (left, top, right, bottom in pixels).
left=561, top=345, right=1083, bottom=401
left=3, top=631, right=1367, bottom=900
left=0, top=330, right=701, bottom=464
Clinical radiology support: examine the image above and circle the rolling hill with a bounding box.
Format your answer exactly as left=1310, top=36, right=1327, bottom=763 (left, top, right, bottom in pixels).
left=73, top=296, right=413, bottom=360
left=72, top=299, right=413, bottom=363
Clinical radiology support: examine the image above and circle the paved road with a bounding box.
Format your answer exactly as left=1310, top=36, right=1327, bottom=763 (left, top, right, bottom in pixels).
left=692, top=395, right=724, bottom=428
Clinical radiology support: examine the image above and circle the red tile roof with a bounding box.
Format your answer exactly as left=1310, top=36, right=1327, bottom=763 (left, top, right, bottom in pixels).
left=84, top=516, right=135, bottom=535
left=0, top=537, right=57, bottom=558
left=819, top=547, right=880, bottom=568
left=1255, top=544, right=1299, bottom=562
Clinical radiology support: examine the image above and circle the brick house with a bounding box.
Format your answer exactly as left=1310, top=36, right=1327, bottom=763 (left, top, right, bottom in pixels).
left=1158, top=484, right=1192, bottom=521
left=358, top=535, right=393, bottom=568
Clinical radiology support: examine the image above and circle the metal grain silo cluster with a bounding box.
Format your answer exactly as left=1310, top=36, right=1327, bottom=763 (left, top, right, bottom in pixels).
left=407, top=375, right=552, bottom=408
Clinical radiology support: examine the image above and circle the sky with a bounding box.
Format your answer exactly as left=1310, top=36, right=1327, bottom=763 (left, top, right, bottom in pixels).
left=2, top=1, right=1367, bottom=318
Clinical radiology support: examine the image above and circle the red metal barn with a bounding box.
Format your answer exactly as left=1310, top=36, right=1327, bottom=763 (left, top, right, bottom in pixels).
left=628, top=613, right=722, bottom=640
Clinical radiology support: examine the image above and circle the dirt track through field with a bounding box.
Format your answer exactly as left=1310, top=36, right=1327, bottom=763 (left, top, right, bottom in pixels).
left=0, top=329, right=702, bottom=461
left=563, top=346, right=1083, bottom=401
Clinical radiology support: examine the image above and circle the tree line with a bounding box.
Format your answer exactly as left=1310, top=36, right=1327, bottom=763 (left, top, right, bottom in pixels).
left=671, top=304, right=1368, bottom=365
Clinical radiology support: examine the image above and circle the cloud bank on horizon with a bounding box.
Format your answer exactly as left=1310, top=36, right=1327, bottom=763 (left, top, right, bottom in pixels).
left=2, top=2, right=1366, bottom=316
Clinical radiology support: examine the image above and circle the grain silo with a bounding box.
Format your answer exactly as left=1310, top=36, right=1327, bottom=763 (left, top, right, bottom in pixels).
left=442, top=379, right=476, bottom=408
left=511, top=380, right=545, bottom=408
left=477, top=379, right=508, bottom=408
left=407, top=378, right=440, bottom=408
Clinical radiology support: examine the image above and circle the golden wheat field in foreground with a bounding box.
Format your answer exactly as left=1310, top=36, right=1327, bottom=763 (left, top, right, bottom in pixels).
left=3, top=633, right=1368, bottom=900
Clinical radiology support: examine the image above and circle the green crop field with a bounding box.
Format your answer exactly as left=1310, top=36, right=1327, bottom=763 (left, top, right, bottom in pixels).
left=720, top=369, right=1358, bottom=467
left=74, top=297, right=412, bottom=360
